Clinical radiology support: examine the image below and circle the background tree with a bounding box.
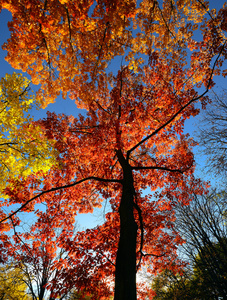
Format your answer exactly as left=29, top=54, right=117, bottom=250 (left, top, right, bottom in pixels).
left=0, top=1, right=227, bottom=300
left=0, top=72, right=56, bottom=197
left=175, top=191, right=227, bottom=299
left=150, top=268, right=194, bottom=300
left=191, top=238, right=227, bottom=299
left=197, top=90, right=227, bottom=180
left=150, top=239, right=227, bottom=299
left=6, top=202, right=86, bottom=300
left=0, top=264, right=31, bottom=300
left=67, top=289, right=106, bottom=300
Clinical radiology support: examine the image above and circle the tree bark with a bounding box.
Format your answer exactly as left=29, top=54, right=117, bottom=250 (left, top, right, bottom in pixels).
left=114, top=150, right=138, bottom=300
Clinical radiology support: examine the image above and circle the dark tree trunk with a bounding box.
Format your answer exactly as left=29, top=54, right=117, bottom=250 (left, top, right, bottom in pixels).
left=114, top=150, right=138, bottom=300
left=39, top=276, right=47, bottom=300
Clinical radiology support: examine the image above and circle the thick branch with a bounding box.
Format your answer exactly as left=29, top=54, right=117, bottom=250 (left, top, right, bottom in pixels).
left=65, top=6, right=74, bottom=53
left=92, top=21, right=110, bottom=79
left=0, top=142, right=18, bottom=146
left=0, top=176, right=121, bottom=224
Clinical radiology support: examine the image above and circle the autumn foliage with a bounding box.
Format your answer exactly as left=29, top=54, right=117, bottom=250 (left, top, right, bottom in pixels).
left=0, top=73, right=56, bottom=197
left=0, top=264, right=29, bottom=299
left=1, top=0, right=227, bottom=108
left=0, top=0, right=227, bottom=299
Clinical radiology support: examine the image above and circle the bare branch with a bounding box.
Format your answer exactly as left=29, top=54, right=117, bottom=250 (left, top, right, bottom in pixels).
left=132, top=166, right=183, bottom=173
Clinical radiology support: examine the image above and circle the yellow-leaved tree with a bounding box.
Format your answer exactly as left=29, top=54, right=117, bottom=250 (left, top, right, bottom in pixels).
left=0, top=72, right=57, bottom=199
left=0, top=264, right=31, bottom=300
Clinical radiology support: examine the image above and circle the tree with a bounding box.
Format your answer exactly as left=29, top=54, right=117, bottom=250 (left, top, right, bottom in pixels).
left=1, top=1, right=227, bottom=299
left=150, top=268, right=193, bottom=300
left=175, top=191, right=227, bottom=299
left=6, top=203, right=85, bottom=300
left=0, top=72, right=56, bottom=197
left=151, top=239, right=227, bottom=300
left=0, top=264, right=31, bottom=300
left=192, top=239, right=227, bottom=299
left=197, top=90, right=227, bottom=179
left=4, top=71, right=204, bottom=299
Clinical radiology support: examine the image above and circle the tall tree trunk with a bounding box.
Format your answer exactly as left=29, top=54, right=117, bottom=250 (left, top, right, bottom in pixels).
left=114, top=150, right=138, bottom=300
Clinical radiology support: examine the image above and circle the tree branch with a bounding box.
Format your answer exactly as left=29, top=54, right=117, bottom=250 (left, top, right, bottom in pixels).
left=0, top=176, right=122, bottom=224
left=9, top=216, right=33, bottom=257
left=132, top=166, right=183, bottom=173
left=96, top=250, right=115, bottom=267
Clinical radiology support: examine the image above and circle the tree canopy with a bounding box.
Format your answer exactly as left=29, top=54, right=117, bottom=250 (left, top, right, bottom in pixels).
left=1, top=0, right=226, bottom=107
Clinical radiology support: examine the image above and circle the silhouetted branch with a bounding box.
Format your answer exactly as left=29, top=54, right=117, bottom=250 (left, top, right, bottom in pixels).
left=0, top=176, right=122, bottom=224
